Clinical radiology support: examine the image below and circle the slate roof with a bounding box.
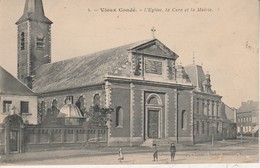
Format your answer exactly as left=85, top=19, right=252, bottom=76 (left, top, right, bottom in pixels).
left=32, top=39, right=155, bottom=93
left=0, top=66, right=35, bottom=96
left=184, top=64, right=206, bottom=91
left=237, top=101, right=259, bottom=113
left=16, top=0, right=52, bottom=24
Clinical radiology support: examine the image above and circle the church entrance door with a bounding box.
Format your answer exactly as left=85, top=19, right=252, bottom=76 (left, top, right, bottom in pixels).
left=148, top=110, right=159, bottom=138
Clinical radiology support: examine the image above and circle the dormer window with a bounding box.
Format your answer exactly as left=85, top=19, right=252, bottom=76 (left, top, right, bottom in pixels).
left=36, top=33, right=45, bottom=50
left=20, top=32, right=25, bottom=50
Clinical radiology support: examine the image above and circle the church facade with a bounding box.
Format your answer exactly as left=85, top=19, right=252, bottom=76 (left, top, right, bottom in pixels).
left=0, top=0, right=237, bottom=153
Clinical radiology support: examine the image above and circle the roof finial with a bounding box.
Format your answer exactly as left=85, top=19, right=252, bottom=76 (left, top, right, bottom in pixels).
left=151, top=26, right=156, bottom=39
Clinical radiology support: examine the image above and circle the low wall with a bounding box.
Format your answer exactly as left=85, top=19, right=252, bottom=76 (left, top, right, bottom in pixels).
left=24, top=126, right=108, bottom=152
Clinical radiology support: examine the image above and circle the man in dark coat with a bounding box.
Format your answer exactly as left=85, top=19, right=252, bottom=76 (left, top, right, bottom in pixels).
left=170, top=143, right=176, bottom=161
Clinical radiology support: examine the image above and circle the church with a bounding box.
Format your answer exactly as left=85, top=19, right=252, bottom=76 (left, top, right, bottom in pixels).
left=0, top=0, right=236, bottom=154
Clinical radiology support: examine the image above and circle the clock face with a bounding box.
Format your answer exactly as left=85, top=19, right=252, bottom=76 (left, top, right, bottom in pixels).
left=37, top=32, right=44, bottom=39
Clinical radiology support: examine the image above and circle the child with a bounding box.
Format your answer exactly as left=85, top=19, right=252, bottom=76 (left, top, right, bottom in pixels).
left=153, top=144, right=158, bottom=161
left=118, top=148, right=124, bottom=163
left=170, top=143, right=176, bottom=161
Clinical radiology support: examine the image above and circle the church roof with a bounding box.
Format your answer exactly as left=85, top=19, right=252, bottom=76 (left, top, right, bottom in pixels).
left=184, top=64, right=206, bottom=91
left=16, top=0, right=52, bottom=24
left=33, top=39, right=169, bottom=93
left=0, top=66, right=35, bottom=95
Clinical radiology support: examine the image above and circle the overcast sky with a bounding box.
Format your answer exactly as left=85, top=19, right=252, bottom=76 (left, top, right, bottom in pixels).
left=0, top=0, right=258, bottom=108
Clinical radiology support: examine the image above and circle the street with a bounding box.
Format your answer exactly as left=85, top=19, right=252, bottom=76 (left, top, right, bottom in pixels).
left=3, top=137, right=259, bottom=165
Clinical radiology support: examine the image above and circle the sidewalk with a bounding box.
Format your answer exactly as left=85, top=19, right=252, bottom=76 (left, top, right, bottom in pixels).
left=0, top=139, right=255, bottom=164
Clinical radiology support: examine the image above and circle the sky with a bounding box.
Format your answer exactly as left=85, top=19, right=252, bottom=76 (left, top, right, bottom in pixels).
left=0, top=0, right=258, bottom=108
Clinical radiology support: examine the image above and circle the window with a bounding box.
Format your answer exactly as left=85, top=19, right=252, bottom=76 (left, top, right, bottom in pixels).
left=93, top=94, right=100, bottom=107
left=196, top=121, right=200, bottom=134
left=196, top=100, right=200, bottom=114
left=216, top=122, right=219, bottom=133
left=76, top=96, right=85, bottom=115
left=207, top=101, right=210, bottom=116
left=3, top=101, right=12, bottom=113
left=38, top=101, right=46, bottom=123
left=20, top=32, right=25, bottom=50
left=207, top=122, right=210, bottom=135
left=21, top=101, right=29, bottom=114
left=181, top=110, right=187, bottom=130
left=52, top=99, right=58, bottom=108
left=115, top=107, right=123, bottom=127
left=36, top=33, right=45, bottom=50
left=148, top=97, right=159, bottom=105
left=202, top=121, right=205, bottom=134
left=212, top=103, right=214, bottom=116
left=202, top=100, right=205, bottom=115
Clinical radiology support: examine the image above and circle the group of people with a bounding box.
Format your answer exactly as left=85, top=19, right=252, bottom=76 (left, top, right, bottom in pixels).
left=153, top=143, right=176, bottom=161
left=118, top=143, right=177, bottom=162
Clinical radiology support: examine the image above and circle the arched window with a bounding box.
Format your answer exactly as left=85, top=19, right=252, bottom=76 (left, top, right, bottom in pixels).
left=146, top=94, right=162, bottom=106
left=93, top=94, right=101, bottom=107
left=38, top=101, right=46, bottom=123
left=20, top=32, right=25, bottom=50
left=116, top=106, right=123, bottom=128
left=76, top=96, right=85, bottom=114
left=181, top=110, right=187, bottom=130
left=148, top=97, right=159, bottom=105
left=52, top=99, right=58, bottom=108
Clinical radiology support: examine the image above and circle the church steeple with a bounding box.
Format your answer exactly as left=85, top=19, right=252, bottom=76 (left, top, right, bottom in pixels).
left=16, top=0, right=52, bottom=24
left=16, top=0, right=52, bottom=88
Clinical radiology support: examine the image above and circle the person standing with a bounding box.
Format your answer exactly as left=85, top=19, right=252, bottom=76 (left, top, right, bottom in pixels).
left=153, top=144, right=158, bottom=161
left=118, top=148, right=124, bottom=163
left=170, top=143, right=176, bottom=161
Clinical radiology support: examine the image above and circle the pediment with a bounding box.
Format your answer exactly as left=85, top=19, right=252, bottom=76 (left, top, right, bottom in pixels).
left=130, top=39, right=178, bottom=60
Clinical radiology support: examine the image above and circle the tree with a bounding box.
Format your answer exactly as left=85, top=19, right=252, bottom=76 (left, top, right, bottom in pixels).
left=87, top=105, right=114, bottom=127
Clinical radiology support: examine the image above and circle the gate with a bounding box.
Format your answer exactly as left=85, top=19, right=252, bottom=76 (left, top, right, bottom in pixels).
left=3, top=114, right=24, bottom=154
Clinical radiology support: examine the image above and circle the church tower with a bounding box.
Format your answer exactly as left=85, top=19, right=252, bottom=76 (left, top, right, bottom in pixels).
left=16, top=0, right=52, bottom=87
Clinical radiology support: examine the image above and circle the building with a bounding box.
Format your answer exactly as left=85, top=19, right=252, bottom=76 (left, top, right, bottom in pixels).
left=0, top=66, right=38, bottom=154
left=184, top=64, right=227, bottom=143
left=237, top=100, right=259, bottom=136
left=221, top=103, right=237, bottom=140
left=0, top=0, right=237, bottom=154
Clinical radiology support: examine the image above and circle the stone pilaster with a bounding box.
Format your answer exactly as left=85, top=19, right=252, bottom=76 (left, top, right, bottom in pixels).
left=130, top=83, right=135, bottom=146
left=165, top=93, right=169, bottom=138
left=105, top=81, right=112, bottom=142
left=174, top=89, right=178, bottom=138
left=140, top=90, right=145, bottom=138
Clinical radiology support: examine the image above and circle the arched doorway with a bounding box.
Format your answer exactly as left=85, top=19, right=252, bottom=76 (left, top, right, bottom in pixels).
left=145, top=94, right=163, bottom=140
left=3, top=114, right=24, bottom=154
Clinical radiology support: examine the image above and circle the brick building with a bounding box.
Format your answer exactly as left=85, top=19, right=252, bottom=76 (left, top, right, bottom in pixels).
left=0, top=0, right=237, bottom=154
left=237, top=100, right=259, bottom=136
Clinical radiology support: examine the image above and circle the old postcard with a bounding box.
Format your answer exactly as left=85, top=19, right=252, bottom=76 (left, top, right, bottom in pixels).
left=0, top=0, right=259, bottom=167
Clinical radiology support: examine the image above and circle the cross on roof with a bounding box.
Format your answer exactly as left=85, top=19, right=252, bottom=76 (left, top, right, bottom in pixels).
left=151, top=27, right=156, bottom=39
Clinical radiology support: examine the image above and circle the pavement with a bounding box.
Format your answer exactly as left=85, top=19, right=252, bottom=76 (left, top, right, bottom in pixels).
left=0, top=137, right=258, bottom=164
